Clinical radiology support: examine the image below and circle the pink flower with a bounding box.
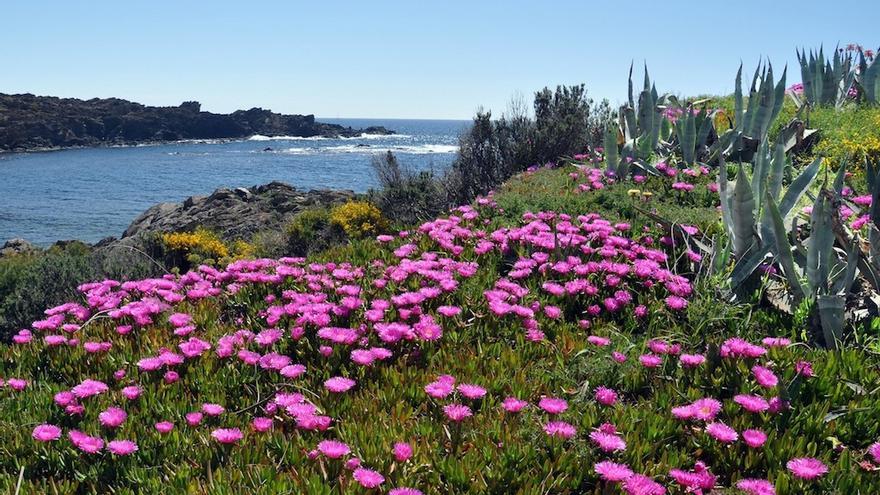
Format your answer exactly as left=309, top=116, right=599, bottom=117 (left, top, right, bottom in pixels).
left=352, top=468, right=385, bottom=488
left=185, top=412, right=204, bottom=426
left=752, top=365, right=778, bottom=388
left=325, top=376, right=356, bottom=393
left=743, top=429, right=767, bottom=448
left=393, top=442, right=413, bottom=462
left=121, top=385, right=141, bottom=400
left=669, top=462, right=715, bottom=491
left=869, top=442, right=880, bottom=464
left=32, top=424, right=62, bottom=442
left=587, top=335, right=611, bottom=346
left=538, top=397, right=568, bottom=415
left=623, top=474, right=666, bottom=495
left=761, top=337, right=790, bottom=348
left=457, top=383, right=487, bottom=399
left=155, top=421, right=174, bottom=433
left=734, top=394, right=770, bottom=413
left=107, top=439, right=138, bottom=455
left=317, top=440, right=350, bottom=459
left=71, top=379, right=108, bottom=399
left=389, top=489, right=424, bottom=495
left=705, top=422, right=738, bottom=443
left=665, top=295, right=688, bottom=310
left=736, top=478, right=776, bottom=495
left=98, top=407, right=127, bottom=428
left=639, top=354, right=662, bottom=368
left=612, top=351, right=627, bottom=363
left=425, top=375, right=455, bottom=399
left=280, top=364, right=306, bottom=379
left=720, top=338, right=766, bottom=359
left=68, top=430, right=104, bottom=454
left=786, top=457, right=827, bottom=480
left=594, top=461, right=633, bottom=482
left=252, top=417, right=273, bottom=432
left=211, top=428, right=243, bottom=444
left=679, top=354, right=706, bottom=367
left=443, top=403, right=472, bottom=422
left=502, top=397, right=528, bottom=413
left=594, top=387, right=618, bottom=406
left=202, top=403, right=225, bottom=416
left=590, top=430, right=626, bottom=452
left=795, top=361, right=814, bottom=377
left=544, top=421, right=577, bottom=439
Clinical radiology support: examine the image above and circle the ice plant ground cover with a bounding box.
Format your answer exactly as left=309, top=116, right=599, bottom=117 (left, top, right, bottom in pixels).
left=1, top=165, right=880, bottom=494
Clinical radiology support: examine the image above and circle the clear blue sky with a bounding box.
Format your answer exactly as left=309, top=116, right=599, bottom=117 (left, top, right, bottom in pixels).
left=1, top=1, right=875, bottom=120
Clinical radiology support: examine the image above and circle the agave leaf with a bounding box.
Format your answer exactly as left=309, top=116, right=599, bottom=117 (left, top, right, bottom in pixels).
left=730, top=245, right=770, bottom=289
left=806, top=192, right=834, bottom=294
left=718, top=158, right=734, bottom=240
left=734, top=64, right=744, bottom=131
left=832, top=159, right=847, bottom=195
left=604, top=125, right=619, bottom=175
left=817, top=294, right=845, bottom=349
left=768, top=142, right=786, bottom=200
left=732, top=165, right=757, bottom=258
left=751, top=139, right=770, bottom=210
left=778, top=156, right=821, bottom=219
left=766, top=192, right=806, bottom=301
left=832, top=235, right=859, bottom=295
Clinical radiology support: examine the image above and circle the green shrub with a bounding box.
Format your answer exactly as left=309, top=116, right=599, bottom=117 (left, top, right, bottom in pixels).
left=284, top=207, right=342, bottom=256
left=369, top=151, right=447, bottom=226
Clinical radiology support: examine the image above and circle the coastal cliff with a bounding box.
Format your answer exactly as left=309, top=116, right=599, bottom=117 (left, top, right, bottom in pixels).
left=0, top=93, right=392, bottom=151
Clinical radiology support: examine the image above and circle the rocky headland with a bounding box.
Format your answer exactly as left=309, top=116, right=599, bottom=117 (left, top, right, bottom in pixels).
left=0, top=93, right=392, bottom=152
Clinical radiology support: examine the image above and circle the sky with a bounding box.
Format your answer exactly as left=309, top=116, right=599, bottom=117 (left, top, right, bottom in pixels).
left=1, top=1, right=876, bottom=120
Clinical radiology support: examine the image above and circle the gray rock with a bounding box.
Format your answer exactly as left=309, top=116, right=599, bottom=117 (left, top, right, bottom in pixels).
left=122, top=181, right=353, bottom=241
left=0, top=238, right=40, bottom=257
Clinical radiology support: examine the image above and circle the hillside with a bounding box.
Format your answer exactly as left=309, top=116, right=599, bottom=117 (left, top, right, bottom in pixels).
left=0, top=94, right=392, bottom=151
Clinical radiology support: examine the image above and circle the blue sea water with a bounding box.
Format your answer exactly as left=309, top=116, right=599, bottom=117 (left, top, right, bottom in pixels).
left=0, top=118, right=468, bottom=246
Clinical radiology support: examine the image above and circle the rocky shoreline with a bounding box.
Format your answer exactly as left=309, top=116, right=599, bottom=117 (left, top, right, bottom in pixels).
left=0, top=93, right=393, bottom=152
left=1, top=182, right=355, bottom=255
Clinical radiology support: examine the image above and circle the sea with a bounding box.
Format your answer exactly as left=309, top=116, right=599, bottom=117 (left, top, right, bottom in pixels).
left=0, top=118, right=469, bottom=246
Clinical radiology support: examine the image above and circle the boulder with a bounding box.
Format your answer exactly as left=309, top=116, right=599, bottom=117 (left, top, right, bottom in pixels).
left=122, top=182, right=354, bottom=241
left=0, top=238, right=40, bottom=257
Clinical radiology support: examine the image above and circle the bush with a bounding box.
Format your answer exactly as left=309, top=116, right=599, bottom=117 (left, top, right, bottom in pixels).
left=0, top=242, right=160, bottom=340
left=445, top=86, right=610, bottom=206
left=284, top=207, right=341, bottom=256
left=329, top=200, right=387, bottom=239
left=369, top=151, right=447, bottom=226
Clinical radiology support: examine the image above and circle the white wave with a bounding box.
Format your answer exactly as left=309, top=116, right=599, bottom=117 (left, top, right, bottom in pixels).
left=248, top=134, right=325, bottom=141
left=248, top=133, right=412, bottom=141
left=278, top=144, right=458, bottom=155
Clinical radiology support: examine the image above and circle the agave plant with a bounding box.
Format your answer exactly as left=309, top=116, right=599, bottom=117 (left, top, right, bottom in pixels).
left=856, top=48, right=880, bottom=104
left=711, top=63, right=787, bottom=163
left=670, top=102, right=717, bottom=166
left=603, top=64, right=672, bottom=178
left=793, top=46, right=856, bottom=109
left=721, top=141, right=821, bottom=287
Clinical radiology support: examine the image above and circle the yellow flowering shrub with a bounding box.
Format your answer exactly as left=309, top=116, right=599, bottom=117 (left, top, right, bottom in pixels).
left=161, top=228, right=229, bottom=263
left=329, top=201, right=388, bottom=238
left=812, top=106, right=880, bottom=168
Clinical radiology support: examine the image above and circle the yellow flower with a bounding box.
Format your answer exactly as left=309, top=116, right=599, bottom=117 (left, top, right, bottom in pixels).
left=627, top=189, right=641, bottom=197
left=330, top=201, right=388, bottom=238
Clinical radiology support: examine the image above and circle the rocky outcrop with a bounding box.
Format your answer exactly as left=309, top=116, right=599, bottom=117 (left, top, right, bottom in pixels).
left=122, top=182, right=353, bottom=241
left=0, top=94, right=393, bottom=152
left=0, top=238, right=40, bottom=257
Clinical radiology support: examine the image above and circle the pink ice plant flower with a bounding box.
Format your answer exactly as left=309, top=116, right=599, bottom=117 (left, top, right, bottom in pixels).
left=211, top=428, right=243, bottom=444
left=317, top=440, right=350, bottom=459
left=393, top=442, right=413, bottom=462
left=705, top=422, right=738, bottom=443
left=594, top=461, right=633, bottom=482
left=352, top=468, right=385, bottom=488
left=108, top=439, right=138, bottom=455
left=457, top=383, right=487, bottom=399
left=538, top=396, right=568, bottom=415
left=32, top=424, right=62, bottom=442
left=786, top=457, right=828, bottom=480
left=325, top=376, right=356, bottom=393
left=742, top=429, right=767, bottom=448
left=544, top=421, right=577, bottom=439
left=443, top=403, right=472, bottom=422
left=736, top=479, right=776, bottom=495
left=98, top=407, right=127, bottom=428
left=502, top=397, right=528, bottom=412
